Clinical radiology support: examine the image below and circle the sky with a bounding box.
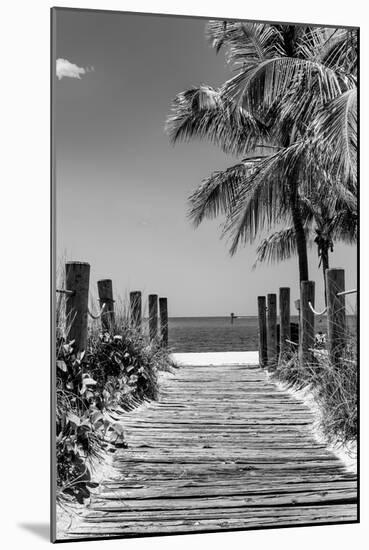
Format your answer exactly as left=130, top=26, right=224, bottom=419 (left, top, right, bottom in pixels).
left=54, top=8, right=357, bottom=316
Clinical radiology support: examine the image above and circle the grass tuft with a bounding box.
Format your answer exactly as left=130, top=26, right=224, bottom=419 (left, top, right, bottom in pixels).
left=273, top=327, right=357, bottom=446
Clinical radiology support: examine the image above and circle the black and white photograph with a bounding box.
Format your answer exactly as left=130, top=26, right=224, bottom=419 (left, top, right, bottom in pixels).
left=51, top=7, right=358, bottom=542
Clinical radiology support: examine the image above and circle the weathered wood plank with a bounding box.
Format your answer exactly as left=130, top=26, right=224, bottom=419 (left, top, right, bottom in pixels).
left=70, top=504, right=357, bottom=537
left=67, top=362, right=357, bottom=539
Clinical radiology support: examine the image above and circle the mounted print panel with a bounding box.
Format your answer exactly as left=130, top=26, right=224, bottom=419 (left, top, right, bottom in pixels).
left=51, top=7, right=358, bottom=542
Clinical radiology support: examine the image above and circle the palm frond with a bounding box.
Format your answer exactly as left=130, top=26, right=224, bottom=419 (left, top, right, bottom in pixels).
left=310, top=88, right=357, bottom=184
left=295, top=27, right=336, bottom=59
left=206, top=21, right=285, bottom=67
left=223, top=56, right=344, bottom=116
left=165, top=85, right=268, bottom=156
left=316, top=181, right=357, bottom=215
left=331, top=210, right=357, bottom=243
left=188, top=157, right=265, bottom=226
left=309, top=28, right=358, bottom=74
left=253, top=226, right=300, bottom=266
left=222, top=145, right=301, bottom=254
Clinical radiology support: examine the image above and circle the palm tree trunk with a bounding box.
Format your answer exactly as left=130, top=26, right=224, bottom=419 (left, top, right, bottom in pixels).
left=289, top=178, right=309, bottom=283
left=285, top=124, right=309, bottom=284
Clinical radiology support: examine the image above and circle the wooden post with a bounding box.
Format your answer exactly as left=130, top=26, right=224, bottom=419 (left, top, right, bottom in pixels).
left=148, top=294, right=158, bottom=341
left=65, top=261, right=90, bottom=353
left=257, top=296, right=267, bottom=367
left=294, top=298, right=301, bottom=349
left=97, top=279, right=115, bottom=331
left=267, top=293, right=277, bottom=368
left=279, top=287, right=291, bottom=362
left=130, top=291, right=142, bottom=329
left=326, top=269, right=346, bottom=365
left=299, top=281, right=315, bottom=368
left=159, top=297, right=168, bottom=346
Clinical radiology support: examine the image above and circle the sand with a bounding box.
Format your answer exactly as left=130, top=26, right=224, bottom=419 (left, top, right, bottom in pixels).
left=171, top=351, right=259, bottom=366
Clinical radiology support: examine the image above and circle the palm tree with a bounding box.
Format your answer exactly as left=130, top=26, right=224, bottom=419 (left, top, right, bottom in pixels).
left=254, top=184, right=357, bottom=303
left=166, top=22, right=357, bottom=284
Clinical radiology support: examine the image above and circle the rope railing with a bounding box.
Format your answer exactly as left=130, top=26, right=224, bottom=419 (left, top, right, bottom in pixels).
left=308, top=301, right=327, bottom=316
left=257, top=269, right=355, bottom=371
left=87, top=303, right=106, bottom=320
left=56, top=288, right=75, bottom=296
left=285, top=339, right=298, bottom=347
left=60, top=262, right=169, bottom=352
left=337, top=288, right=357, bottom=297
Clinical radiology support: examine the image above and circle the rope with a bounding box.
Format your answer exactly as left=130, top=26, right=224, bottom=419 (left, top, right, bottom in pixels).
left=308, top=301, right=327, bottom=316
left=88, top=303, right=106, bottom=320
left=56, top=289, right=75, bottom=296
left=285, top=339, right=298, bottom=347
left=337, top=288, right=357, bottom=296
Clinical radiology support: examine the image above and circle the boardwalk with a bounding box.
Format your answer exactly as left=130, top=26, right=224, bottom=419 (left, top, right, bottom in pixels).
left=69, top=363, right=357, bottom=538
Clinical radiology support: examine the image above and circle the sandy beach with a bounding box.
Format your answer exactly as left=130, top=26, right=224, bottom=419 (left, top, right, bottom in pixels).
left=171, top=351, right=259, bottom=366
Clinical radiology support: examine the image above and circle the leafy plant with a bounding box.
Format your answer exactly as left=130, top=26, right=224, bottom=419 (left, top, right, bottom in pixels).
left=56, top=304, right=171, bottom=507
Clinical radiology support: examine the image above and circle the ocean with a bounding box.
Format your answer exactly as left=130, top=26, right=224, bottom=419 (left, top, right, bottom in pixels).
left=167, top=315, right=352, bottom=353
left=168, top=316, right=260, bottom=352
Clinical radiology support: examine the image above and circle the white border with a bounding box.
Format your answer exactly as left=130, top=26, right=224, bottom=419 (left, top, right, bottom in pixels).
left=2, top=1, right=366, bottom=548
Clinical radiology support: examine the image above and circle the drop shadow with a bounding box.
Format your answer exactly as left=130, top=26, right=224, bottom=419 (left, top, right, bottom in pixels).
left=18, top=523, right=49, bottom=541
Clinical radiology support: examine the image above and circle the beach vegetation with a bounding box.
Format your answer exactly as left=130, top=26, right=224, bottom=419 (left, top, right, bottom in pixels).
left=273, top=321, right=357, bottom=445
left=56, top=292, right=172, bottom=508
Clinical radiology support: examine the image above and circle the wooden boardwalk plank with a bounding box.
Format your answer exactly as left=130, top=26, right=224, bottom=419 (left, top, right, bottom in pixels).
left=68, top=363, right=357, bottom=538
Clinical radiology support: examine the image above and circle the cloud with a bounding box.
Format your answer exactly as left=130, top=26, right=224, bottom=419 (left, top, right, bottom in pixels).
left=56, top=58, right=93, bottom=80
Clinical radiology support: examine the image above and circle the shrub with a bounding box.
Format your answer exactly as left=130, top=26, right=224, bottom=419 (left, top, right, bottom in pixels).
left=56, top=307, right=172, bottom=507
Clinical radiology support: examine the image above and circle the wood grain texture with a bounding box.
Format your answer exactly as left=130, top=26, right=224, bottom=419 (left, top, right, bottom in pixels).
left=159, top=297, right=168, bottom=346
left=267, top=294, right=277, bottom=368
left=257, top=296, right=267, bottom=367
left=326, top=269, right=346, bottom=365
left=279, top=287, right=291, bottom=361
left=148, top=294, right=158, bottom=341
left=97, top=279, right=115, bottom=331
left=65, top=262, right=90, bottom=353
left=299, top=281, right=315, bottom=368
left=68, top=363, right=357, bottom=539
